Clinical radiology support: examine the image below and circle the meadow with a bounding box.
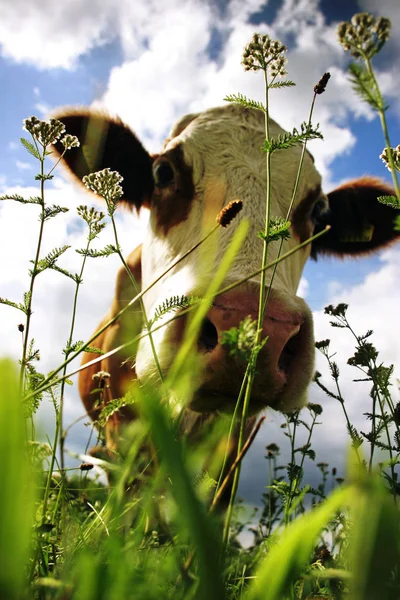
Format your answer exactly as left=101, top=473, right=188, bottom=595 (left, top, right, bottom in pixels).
left=1, top=12, right=400, bottom=600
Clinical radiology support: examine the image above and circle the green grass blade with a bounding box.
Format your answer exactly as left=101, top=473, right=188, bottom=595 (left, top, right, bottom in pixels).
left=139, top=385, right=225, bottom=600
left=0, top=359, right=35, bottom=599
left=245, top=486, right=350, bottom=600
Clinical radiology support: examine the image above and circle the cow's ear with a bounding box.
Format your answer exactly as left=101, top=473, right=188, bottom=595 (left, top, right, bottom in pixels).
left=52, top=109, right=154, bottom=210
left=311, top=177, right=400, bottom=258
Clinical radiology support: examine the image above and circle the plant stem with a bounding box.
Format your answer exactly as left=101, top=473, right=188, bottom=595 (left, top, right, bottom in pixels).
left=223, top=69, right=273, bottom=549
left=20, top=146, right=46, bottom=439
left=364, top=55, right=400, bottom=200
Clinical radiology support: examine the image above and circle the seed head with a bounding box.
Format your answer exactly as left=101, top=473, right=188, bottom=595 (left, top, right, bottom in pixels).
left=216, top=199, right=243, bottom=227
left=79, top=462, right=94, bottom=471
left=314, top=72, right=331, bottom=95
left=242, top=33, right=287, bottom=77
left=18, top=323, right=24, bottom=333
left=337, top=12, right=391, bottom=59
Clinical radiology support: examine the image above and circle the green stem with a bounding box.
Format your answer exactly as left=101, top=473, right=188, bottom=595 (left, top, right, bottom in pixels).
left=364, top=56, right=400, bottom=199
left=20, top=144, right=46, bottom=439
left=263, top=91, right=318, bottom=313
left=223, top=69, right=272, bottom=550
left=58, top=235, right=91, bottom=473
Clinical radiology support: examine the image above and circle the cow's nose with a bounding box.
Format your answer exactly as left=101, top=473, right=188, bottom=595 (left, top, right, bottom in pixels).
left=197, top=299, right=305, bottom=383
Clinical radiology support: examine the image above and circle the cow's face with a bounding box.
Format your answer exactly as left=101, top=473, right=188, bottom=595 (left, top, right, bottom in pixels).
left=54, top=105, right=398, bottom=416
left=137, top=105, right=323, bottom=413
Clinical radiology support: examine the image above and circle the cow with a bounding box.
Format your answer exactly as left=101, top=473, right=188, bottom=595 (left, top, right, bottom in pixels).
left=54, top=104, right=398, bottom=456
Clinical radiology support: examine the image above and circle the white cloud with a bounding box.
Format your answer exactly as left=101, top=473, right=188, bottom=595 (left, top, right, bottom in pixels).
left=297, top=276, right=309, bottom=298
left=16, top=160, right=32, bottom=171
left=0, top=0, right=116, bottom=69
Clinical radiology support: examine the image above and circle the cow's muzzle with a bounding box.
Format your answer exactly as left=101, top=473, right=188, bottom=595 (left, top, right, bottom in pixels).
left=189, top=287, right=314, bottom=414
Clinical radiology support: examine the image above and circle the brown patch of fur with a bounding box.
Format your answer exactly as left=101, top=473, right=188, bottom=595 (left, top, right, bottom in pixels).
left=152, top=144, right=195, bottom=235
left=78, top=245, right=143, bottom=447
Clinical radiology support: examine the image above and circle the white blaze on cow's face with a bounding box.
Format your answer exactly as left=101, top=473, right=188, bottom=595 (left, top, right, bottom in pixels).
left=135, top=105, right=324, bottom=412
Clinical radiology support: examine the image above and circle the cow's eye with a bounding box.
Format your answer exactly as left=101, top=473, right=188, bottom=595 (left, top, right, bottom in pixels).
left=154, top=162, right=175, bottom=187
left=310, top=197, right=329, bottom=224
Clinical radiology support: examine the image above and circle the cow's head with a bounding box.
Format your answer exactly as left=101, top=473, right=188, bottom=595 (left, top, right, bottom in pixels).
left=54, top=105, right=398, bottom=415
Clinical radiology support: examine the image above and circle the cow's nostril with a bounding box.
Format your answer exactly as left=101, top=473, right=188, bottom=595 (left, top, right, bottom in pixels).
left=278, top=331, right=300, bottom=376
left=198, top=318, right=218, bottom=352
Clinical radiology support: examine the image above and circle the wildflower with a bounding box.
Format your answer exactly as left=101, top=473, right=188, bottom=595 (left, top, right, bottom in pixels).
left=92, top=370, right=111, bottom=389
left=24, top=116, right=66, bottom=146
left=337, top=12, right=391, bottom=59
left=314, top=72, right=331, bottom=95
left=61, top=134, right=80, bottom=150
left=216, top=199, right=243, bottom=227
left=308, top=402, right=323, bottom=416
left=324, top=303, right=348, bottom=318
left=242, top=33, right=287, bottom=77
left=83, top=168, right=123, bottom=208
left=380, top=145, right=400, bottom=172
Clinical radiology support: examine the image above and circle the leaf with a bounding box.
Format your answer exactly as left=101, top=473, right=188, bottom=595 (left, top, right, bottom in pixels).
left=258, top=217, right=291, bottom=243
left=20, top=136, right=40, bottom=159
left=0, top=194, right=41, bottom=205
left=269, top=80, right=296, bottom=89
left=149, top=295, right=202, bottom=327
left=348, top=62, right=384, bottom=112
left=0, top=297, right=25, bottom=313
left=245, top=486, right=350, bottom=600
left=76, top=244, right=119, bottom=258
left=35, top=246, right=70, bottom=274
left=224, top=92, right=265, bottom=112
left=377, top=195, right=400, bottom=209
left=262, top=121, right=323, bottom=153
left=40, top=205, right=69, bottom=221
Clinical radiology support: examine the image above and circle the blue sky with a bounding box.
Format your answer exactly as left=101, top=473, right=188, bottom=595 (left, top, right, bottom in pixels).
left=1, top=0, right=400, bottom=504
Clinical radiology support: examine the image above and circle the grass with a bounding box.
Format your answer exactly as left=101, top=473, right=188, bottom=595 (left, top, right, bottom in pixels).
left=1, top=10, right=400, bottom=600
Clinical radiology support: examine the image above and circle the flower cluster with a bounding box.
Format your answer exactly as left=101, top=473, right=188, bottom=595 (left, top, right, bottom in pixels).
left=337, top=12, right=391, bottom=59
left=83, top=168, right=124, bottom=207
left=23, top=116, right=66, bottom=147
left=92, top=370, right=110, bottom=390
left=60, top=133, right=80, bottom=150
left=380, top=145, right=400, bottom=172
left=242, top=33, right=287, bottom=78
